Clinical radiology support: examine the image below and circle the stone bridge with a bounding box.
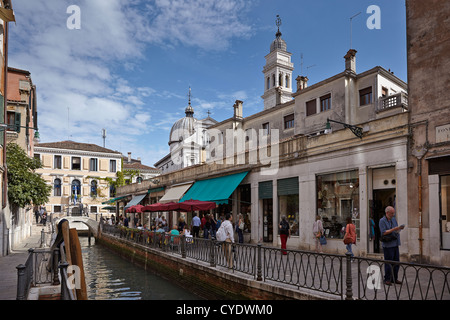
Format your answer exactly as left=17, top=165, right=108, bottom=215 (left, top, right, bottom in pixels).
left=54, top=216, right=100, bottom=238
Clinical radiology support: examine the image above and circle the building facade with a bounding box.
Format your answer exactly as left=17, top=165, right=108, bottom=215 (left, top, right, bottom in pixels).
left=34, top=141, right=123, bottom=216
left=6, top=67, right=38, bottom=155
left=118, top=22, right=413, bottom=261
left=406, top=0, right=450, bottom=265
left=0, top=0, right=14, bottom=256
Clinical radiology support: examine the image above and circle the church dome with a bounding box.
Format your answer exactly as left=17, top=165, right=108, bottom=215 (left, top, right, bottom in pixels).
left=169, top=93, right=196, bottom=150
left=270, top=36, right=287, bottom=52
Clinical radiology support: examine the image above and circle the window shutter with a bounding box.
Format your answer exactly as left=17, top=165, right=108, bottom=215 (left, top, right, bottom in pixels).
left=277, top=177, right=299, bottom=196
left=259, top=181, right=273, bottom=199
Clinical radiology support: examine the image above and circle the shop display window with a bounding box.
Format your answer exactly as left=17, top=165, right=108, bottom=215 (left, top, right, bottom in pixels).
left=278, top=194, right=299, bottom=236
left=316, top=170, right=360, bottom=239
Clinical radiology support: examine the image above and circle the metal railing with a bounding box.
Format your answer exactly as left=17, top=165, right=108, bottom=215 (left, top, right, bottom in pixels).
left=16, top=248, right=60, bottom=300
left=102, top=224, right=450, bottom=300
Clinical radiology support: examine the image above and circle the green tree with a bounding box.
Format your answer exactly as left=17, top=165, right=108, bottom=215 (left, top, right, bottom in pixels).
left=6, top=143, right=51, bottom=208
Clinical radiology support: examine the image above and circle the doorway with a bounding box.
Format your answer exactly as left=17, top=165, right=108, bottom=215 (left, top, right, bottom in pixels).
left=371, top=189, right=396, bottom=253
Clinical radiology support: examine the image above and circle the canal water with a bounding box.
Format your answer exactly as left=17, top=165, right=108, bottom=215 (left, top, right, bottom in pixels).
left=79, top=237, right=202, bottom=300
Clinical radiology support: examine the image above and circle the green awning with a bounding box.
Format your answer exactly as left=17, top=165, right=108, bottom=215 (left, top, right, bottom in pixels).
left=124, top=193, right=147, bottom=210
left=102, top=195, right=128, bottom=204
left=180, top=171, right=248, bottom=205
left=148, top=187, right=165, bottom=194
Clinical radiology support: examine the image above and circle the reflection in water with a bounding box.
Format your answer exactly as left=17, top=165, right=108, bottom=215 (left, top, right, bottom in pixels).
left=79, top=237, right=201, bottom=300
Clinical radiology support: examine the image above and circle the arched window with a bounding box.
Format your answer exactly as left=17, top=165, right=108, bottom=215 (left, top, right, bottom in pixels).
left=72, top=179, right=81, bottom=197
left=54, top=178, right=61, bottom=196
left=136, top=176, right=143, bottom=184
left=91, top=180, right=98, bottom=197
left=267, top=77, right=270, bottom=90
left=279, top=73, right=283, bottom=87
left=285, top=74, right=290, bottom=88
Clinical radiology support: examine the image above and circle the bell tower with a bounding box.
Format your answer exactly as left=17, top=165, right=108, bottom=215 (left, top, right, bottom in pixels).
left=261, top=15, right=294, bottom=110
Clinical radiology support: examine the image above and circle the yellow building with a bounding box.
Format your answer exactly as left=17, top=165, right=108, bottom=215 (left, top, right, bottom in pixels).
left=34, top=141, right=123, bottom=217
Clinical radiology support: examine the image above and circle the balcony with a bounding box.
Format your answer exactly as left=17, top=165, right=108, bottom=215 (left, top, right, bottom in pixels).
left=377, top=92, right=408, bottom=113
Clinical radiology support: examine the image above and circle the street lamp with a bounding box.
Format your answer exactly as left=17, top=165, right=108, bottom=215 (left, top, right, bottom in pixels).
left=0, top=123, right=40, bottom=142
left=325, top=118, right=363, bottom=139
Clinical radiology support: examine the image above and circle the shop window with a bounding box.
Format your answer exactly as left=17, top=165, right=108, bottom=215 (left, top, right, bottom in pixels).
left=440, top=175, right=450, bottom=250
left=316, top=170, right=360, bottom=239
left=278, top=177, right=299, bottom=236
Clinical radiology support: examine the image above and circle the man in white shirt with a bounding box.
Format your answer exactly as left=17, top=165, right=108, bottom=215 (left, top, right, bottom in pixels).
left=221, top=213, right=234, bottom=268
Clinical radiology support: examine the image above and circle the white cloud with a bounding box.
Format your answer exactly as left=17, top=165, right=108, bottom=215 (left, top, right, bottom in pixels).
left=8, top=0, right=255, bottom=164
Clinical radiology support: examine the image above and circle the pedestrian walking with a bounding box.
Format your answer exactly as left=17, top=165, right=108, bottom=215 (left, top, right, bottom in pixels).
left=34, top=206, right=40, bottom=224
left=221, top=213, right=234, bottom=267
left=192, top=213, right=201, bottom=238
left=279, top=215, right=290, bottom=255
left=39, top=206, right=45, bottom=224
left=313, top=215, right=324, bottom=253
left=343, top=216, right=356, bottom=258
left=379, top=206, right=405, bottom=286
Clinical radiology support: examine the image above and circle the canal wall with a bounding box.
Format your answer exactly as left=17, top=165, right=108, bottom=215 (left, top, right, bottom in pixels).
left=97, top=233, right=327, bottom=300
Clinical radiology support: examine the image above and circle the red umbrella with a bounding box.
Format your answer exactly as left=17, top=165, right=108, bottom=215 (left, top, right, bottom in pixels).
left=142, top=202, right=180, bottom=212
left=131, top=204, right=144, bottom=213
left=178, top=199, right=216, bottom=212
left=125, top=204, right=144, bottom=213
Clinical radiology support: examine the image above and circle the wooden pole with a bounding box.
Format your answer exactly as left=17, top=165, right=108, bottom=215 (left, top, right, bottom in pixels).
left=69, top=228, right=88, bottom=300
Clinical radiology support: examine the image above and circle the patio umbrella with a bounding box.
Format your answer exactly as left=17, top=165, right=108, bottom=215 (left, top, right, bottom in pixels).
left=178, top=199, right=216, bottom=212
left=130, top=204, right=144, bottom=213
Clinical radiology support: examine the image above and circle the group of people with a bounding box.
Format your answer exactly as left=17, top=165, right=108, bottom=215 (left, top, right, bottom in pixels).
left=310, top=205, right=404, bottom=286
left=107, top=211, right=246, bottom=244
left=34, top=206, right=48, bottom=226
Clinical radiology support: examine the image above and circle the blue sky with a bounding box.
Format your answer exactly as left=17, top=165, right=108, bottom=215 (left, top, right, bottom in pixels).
left=8, top=0, right=407, bottom=167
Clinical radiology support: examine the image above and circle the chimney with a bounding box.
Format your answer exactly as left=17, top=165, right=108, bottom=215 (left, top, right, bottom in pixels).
left=344, top=49, right=357, bottom=73
left=233, top=100, right=243, bottom=120
left=127, top=152, right=131, bottom=163
left=295, top=76, right=308, bottom=91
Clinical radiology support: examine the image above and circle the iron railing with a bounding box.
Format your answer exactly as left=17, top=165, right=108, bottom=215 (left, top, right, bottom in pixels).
left=102, top=224, right=450, bottom=300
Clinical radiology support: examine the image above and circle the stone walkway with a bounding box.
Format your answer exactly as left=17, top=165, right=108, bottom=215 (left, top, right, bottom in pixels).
left=0, top=222, right=50, bottom=300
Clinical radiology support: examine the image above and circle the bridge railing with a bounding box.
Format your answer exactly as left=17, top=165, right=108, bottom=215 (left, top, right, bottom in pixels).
left=101, top=224, right=450, bottom=300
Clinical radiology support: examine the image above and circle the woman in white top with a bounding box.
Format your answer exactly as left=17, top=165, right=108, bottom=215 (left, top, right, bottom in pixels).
left=313, top=215, right=324, bottom=253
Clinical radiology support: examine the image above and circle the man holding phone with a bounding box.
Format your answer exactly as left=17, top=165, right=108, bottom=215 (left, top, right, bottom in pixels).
left=379, top=206, right=405, bottom=286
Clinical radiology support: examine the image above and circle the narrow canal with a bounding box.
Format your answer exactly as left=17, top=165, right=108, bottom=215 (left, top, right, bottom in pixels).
left=79, top=236, right=202, bottom=300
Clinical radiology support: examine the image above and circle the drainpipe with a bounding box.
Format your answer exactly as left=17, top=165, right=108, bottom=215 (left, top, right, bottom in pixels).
left=412, top=147, right=427, bottom=262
